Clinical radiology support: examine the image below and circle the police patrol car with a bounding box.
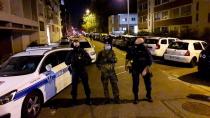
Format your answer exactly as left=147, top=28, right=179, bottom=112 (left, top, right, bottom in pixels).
left=0, top=46, right=72, bottom=118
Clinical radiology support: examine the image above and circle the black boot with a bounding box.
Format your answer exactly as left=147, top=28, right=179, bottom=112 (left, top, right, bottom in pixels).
left=133, top=94, right=138, bottom=104
left=71, top=97, right=77, bottom=106
left=146, top=93, right=153, bottom=102
left=114, top=96, right=120, bottom=104
left=85, top=97, right=92, bottom=105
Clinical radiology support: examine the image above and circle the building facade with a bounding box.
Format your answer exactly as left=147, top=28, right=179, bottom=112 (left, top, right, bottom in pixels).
left=0, top=0, right=62, bottom=60
left=137, top=0, right=210, bottom=36
left=108, top=14, right=138, bottom=34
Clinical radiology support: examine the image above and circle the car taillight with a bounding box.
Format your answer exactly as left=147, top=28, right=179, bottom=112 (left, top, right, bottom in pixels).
left=156, top=44, right=160, bottom=49
left=184, top=50, right=190, bottom=56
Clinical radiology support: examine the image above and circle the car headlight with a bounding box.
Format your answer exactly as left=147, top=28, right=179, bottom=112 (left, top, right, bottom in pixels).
left=0, top=90, right=17, bottom=105
left=200, top=54, right=206, bottom=59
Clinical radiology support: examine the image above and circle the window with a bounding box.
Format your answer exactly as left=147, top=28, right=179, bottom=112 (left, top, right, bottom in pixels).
left=52, top=25, right=55, bottom=32
left=131, top=18, right=136, bottom=21
left=196, top=2, right=199, bottom=11
left=170, top=8, right=180, bottom=18
left=162, top=11, right=169, bottom=20
left=202, top=42, right=208, bottom=49
left=142, top=15, right=147, bottom=22
left=123, top=27, right=127, bottom=31
left=162, top=27, right=169, bottom=33
left=181, top=5, right=191, bottom=16
left=194, top=42, right=203, bottom=50
left=168, top=42, right=189, bottom=50
left=122, top=18, right=127, bottom=22
left=208, top=13, right=210, bottom=23
left=40, top=53, right=59, bottom=73
left=168, top=39, right=175, bottom=45
left=0, top=1, right=3, bottom=11
left=161, top=39, right=167, bottom=44
left=196, top=13, right=199, bottom=22
left=162, top=0, right=169, bottom=4
left=61, top=0, right=65, bottom=5
left=155, top=0, right=161, bottom=5
left=142, top=2, right=147, bottom=10
left=39, top=21, right=45, bottom=31
left=155, top=12, right=161, bottom=21
left=0, top=56, right=43, bottom=76
left=55, top=51, right=69, bottom=64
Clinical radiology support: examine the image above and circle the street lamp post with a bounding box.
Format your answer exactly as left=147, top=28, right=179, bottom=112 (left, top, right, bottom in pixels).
left=127, top=0, right=130, bottom=34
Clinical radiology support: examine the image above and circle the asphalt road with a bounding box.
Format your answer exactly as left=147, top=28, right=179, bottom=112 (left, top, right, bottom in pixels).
left=39, top=40, right=210, bottom=118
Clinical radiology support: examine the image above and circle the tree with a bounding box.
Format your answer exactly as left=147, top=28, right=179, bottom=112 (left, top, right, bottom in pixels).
left=82, top=13, right=98, bottom=32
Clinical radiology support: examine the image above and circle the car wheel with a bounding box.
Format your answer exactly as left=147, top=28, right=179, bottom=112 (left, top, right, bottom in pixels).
left=21, top=91, right=43, bottom=118
left=190, top=57, right=197, bottom=67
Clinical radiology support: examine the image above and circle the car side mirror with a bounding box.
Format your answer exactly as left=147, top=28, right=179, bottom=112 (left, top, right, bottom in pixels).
left=45, top=64, right=52, bottom=72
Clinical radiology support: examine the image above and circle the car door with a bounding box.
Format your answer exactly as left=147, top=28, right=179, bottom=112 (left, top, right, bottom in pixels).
left=55, top=50, right=72, bottom=91
left=160, top=39, right=168, bottom=56
left=193, top=42, right=203, bottom=61
left=39, top=52, right=59, bottom=100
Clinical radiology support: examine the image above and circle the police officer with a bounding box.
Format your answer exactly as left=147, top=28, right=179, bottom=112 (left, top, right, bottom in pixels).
left=96, top=41, right=120, bottom=104
left=125, top=37, right=153, bottom=104
left=65, top=39, right=92, bottom=105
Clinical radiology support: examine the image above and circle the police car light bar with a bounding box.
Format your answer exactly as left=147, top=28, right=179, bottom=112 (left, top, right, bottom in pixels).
left=26, top=45, right=57, bottom=51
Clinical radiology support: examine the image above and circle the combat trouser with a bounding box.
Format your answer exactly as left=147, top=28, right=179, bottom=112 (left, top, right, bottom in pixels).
left=101, top=71, right=119, bottom=100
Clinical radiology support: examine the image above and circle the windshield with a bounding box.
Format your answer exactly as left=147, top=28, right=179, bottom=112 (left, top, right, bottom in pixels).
left=0, top=56, right=43, bottom=77
left=168, top=42, right=189, bottom=50
left=145, top=39, right=159, bottom=44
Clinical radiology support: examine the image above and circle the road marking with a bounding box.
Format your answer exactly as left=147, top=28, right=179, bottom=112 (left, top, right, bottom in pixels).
left=116, top=71, right=127, bottom=75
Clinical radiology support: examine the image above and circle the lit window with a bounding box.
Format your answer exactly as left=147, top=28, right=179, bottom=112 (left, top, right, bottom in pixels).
left=122, top=18, right=127, bottom=22
left=61, top=0, right=65, bottom=5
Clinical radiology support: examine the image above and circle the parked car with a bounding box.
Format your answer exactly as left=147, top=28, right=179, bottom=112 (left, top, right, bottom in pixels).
left=114, top=35, right=137, bottom=50
left=0, top=46, right=72, bottom=118
left=198, top=45, right=210, bottom=76
left=144, top=37, right=179, bottom=57
left=164, top=40, right=207, bottom=67
left=70, top=39, right=97, bottom=63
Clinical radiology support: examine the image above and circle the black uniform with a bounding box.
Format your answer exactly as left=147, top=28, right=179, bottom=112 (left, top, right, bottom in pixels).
left=65, top=47, right=91, bottom=103
left=126, top=43, right=153, bottom=101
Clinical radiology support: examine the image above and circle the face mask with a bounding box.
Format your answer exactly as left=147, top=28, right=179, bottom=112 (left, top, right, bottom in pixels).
left=105, top=45, right=112, bottom=50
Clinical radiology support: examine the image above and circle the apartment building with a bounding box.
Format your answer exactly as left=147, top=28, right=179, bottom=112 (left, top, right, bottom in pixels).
left=137, top=0, right=210, bottom=36
left=0, top=0, right=62, bottom=60
left=108, top=14, right=138, bottom=35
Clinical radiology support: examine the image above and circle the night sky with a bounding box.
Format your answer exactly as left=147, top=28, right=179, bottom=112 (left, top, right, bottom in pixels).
left=65, top=0, right=137, bottom=29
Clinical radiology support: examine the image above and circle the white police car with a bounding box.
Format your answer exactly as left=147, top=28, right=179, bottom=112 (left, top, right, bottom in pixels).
left=0, top=46, right=72, bottom=118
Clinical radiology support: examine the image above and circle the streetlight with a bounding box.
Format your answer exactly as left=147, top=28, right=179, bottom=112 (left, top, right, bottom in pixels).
left=127, top=0, right=130, bottom=34
left=86, top=9, right=90, bottom=15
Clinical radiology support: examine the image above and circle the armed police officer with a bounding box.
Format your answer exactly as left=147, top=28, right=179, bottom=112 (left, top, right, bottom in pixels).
left=65, top=39, right=92, bottom=105
left=96, top=41, right=120, bottom=104
left=125, top=37, right=153, bottom=104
